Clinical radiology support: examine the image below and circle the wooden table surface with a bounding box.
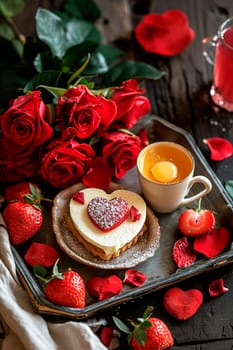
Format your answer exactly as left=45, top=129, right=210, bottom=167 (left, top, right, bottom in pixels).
left=6, top=1, right=233, bottom=349
left=94, top=0, right=233, bottom=349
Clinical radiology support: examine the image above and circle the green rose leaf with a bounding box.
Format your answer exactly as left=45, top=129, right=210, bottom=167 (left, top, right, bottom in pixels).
left=97, top=45, right=123, bottom=66
left=83, top=52, right=109, bottom=74
left=63, top=41, right=99, bottom=70
left=225, top=180, right=233, bottom=199
left=0, top=0, right=26, bottom=18
left=34, top=52, right=61, bottom=73
left=0, top=22, right=15, bottom=41
left=36, top=8, right=101, bottom=59
left=36, top=8, right=66, bottom=58
left=23, top=71, right=70, bottom=93
left=63, top=0, right=101, bottom=21
left=103, top=60, right=166, bottom=85
left=65, top=19, right=101, bottom=48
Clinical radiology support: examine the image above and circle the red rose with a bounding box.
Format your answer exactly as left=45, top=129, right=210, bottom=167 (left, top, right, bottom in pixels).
left=135, top=10, right=194, bottom=56
left=101, top=131, right=143, bottom=179
left=56, top=85, right=117, bottom=139
left=111, top=79, right=151, bottom=129
left=0, top=137, right=41, bottom=182
left=41, top=138, right=95, bottom=188
left=0, top=91, right=53, bottom=146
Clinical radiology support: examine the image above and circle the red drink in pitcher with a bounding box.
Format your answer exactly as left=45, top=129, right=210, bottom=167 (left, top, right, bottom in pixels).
left=210, top=19, right=233, bottom=111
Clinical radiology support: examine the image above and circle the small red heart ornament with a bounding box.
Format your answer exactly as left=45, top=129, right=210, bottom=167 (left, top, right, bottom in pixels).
left=193, top=227, right=231, bottom=258
left=87, top=196, right=129, bottom=231
left=163, top=287, right=203, bottom=320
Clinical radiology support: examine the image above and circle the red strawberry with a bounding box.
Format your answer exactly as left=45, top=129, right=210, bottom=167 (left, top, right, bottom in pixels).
left=3, top=202, right=43, bottom=245
left=113, top=306, right=174, bottom=350
left=41, top=261, right=86, bottom=308
left=24, top=242, right=60, bottom=267
left=163, top=287, right=203, bottom=320
left=4, top=182, right=40, bottom=202
left=178, top=200, right=215, bottom=237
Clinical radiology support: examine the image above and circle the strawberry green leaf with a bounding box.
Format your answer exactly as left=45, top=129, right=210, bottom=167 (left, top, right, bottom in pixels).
left=134, top=327, right=146, bottom=345
left=112, top=316, right=131, bottom=334
left=225, top=180, right=233, bottom=199
left=143, top=305, right=154, bottom=319
left=140, top=320, right=152, bottom=329
left=33, top=265, right=47, bottom=278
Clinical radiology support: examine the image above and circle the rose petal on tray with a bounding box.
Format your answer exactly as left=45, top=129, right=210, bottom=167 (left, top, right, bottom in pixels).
left=193, top=227, right=231, bottom=258
left=123, top=269, right=147, bottom=287
left=87, top=275, right=123, bottom=300
left=135, top=9, right=195, bottom=56
left=173, top=237, right=197, bottom=268
left=24, top=242, right=60, bottom=267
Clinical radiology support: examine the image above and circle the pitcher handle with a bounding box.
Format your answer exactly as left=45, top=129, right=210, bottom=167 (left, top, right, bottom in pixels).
left=202, top=35, right=218, bottom=65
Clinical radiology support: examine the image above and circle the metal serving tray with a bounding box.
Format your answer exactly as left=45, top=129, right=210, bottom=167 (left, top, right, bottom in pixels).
left=12, top=115, right=233, bottom=320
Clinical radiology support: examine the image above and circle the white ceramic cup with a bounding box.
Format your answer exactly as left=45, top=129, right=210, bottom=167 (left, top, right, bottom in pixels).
left=137, top=141, right=212, bottom=213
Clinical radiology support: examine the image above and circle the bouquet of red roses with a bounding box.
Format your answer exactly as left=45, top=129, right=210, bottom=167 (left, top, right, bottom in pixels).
left=0, top=79, right=150, bottom=190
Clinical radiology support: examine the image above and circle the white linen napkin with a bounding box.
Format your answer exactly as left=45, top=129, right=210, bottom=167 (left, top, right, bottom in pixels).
left=0, top=213, right=107, bottom=350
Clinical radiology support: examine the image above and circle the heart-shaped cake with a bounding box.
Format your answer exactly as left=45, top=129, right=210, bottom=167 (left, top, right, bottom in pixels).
left=69, top=188, right=147, bottom=260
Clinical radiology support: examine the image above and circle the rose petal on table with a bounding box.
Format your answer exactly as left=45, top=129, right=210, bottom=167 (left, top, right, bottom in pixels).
left=204, top=137, right=233, bottom=161
left=193, top=227, right=231, bottom=258
left=82, top=156, right=112, bottom=190
left=135, top=9, right=195, bottom=56
left=208, top=278, right=229, bottom=297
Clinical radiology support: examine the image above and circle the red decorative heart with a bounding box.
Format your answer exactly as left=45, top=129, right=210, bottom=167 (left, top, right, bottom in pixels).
left=193, top=227, right=231, bottom=258
left=163, top=287, right=203, bottom=320
left=87, top=196, right=129, bottom=231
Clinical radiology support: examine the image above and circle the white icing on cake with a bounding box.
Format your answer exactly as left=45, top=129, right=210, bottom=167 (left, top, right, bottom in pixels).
left=69, top=188, right=147, bottom=256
